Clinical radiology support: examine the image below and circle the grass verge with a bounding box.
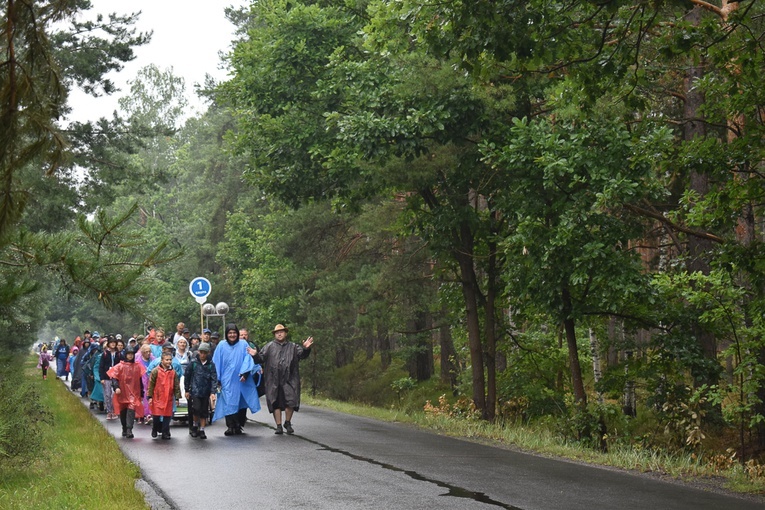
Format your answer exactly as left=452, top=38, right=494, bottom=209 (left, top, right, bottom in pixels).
left=303, top=395, right=765, bottom=495
left=0, top=358, right=148, bottom=510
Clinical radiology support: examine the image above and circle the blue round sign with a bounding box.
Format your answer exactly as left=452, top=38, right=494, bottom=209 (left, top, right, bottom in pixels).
left=189, top=277, right=212, bottom=299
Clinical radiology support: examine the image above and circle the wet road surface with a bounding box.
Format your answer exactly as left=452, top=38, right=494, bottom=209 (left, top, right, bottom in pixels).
left=64, top=381, right=764, bottom=510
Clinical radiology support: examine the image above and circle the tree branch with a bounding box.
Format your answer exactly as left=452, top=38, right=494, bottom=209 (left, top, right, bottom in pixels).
left=624, top=203, right=725, bottom=244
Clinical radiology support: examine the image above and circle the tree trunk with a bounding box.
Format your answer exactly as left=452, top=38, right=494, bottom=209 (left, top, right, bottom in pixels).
left=454, top=221, right=486, bottom=415
left=484, top=218, right=499, bottom=421
left=406, top=311, right=433, bottom=381
left=623, top=350, right=637, bottom=417
left=589, top=328, right=604, bottom=404
left=556, top=324, right=565, bottom=391
left=562, top=286, right=587, bottom=405
left=439, top=319, right=459, bottom=393
left=683, top=5, right=719, bottom=387
left=606, top=317, right=619, bottom=367
left=378, top=325, right=391, bottom=371
left=365, top=327, right=374, bottom=360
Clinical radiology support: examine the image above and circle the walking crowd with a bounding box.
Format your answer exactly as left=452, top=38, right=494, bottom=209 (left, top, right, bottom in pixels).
left=36, top=322, right=314, bottom=440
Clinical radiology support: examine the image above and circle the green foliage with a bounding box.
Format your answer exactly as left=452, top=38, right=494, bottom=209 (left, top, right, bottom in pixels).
left=0, top=358, right=52, bottom=459
left=496, top=328, right=567, bottom=421
left=0, top=359, right=147, bottom=509
left=555, top=402, right=607, bottom=450
left=391, top=376, right=416, bottom=402
left=0, top=1, right=163, bottom=352
left=659, top=385, right=709, bottom=450
left=488, top=116, right=656, bottom=320
left=320, top=351, right=408, bottom=407
left=52, top=4, right=150, bottom=96
left=10, top=0, right=765, bottom=468
left=220, top=0, right=366, bottom=205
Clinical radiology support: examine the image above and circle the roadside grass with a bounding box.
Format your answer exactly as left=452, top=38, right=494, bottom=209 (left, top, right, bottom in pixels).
left=303, top=395, right=765, bottom=495
left=0, top=358, right=147, bottom=510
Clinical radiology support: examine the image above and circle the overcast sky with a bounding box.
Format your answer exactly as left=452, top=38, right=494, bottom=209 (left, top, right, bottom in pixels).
left=67, top=0, right=248, bottom=123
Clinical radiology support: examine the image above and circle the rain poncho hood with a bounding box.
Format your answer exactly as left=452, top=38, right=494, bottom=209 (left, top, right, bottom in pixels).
left=224, top=323, right=239, bottom=344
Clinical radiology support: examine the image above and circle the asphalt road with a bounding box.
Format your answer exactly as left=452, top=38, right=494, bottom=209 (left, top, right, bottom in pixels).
left=64, top=380, right=764, bottom=510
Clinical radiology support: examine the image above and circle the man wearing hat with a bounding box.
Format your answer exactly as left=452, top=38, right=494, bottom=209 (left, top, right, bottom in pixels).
left=189, top=332, right=201, bottom=354
left=209, top=331, right=220, bottom=356
left=249, top=324, right=314, bottom=435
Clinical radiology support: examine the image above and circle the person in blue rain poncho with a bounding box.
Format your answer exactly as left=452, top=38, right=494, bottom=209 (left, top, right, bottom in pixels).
left=212, top=323, right=261, bottom=436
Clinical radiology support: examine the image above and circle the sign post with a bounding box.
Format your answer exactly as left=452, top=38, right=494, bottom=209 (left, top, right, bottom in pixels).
left=189, top=277, right=212, bottom=335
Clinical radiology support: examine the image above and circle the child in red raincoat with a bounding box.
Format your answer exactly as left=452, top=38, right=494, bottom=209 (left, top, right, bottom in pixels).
left=107, top=346, right=146, bottom=439
left=148, top=352, right=180, bottom=440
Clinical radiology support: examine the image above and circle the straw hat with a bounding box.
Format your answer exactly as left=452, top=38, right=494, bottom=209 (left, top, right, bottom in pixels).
left=272, top=324, right=289, bottom=334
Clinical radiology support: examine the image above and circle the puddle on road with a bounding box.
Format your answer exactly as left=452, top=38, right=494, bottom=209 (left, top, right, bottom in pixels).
left=299, top=435, right=523, bottom=509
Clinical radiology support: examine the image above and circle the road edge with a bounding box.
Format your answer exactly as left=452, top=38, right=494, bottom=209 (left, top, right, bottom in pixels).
left=58, top=377, right=179, bottom=510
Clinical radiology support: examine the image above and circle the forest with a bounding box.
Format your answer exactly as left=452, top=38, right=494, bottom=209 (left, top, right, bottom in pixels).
left=3, top=0, right=765, bottom=469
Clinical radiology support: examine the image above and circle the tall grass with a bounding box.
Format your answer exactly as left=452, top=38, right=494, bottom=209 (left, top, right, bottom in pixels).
left=0, top=357, right=148, bottom=509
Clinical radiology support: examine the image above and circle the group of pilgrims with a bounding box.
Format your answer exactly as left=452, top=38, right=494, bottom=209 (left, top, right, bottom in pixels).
left=36, top=322, right=314, bottom=439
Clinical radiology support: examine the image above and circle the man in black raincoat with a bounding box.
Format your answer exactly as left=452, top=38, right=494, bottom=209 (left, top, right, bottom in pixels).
left=249, top=324, right=313, bottom=434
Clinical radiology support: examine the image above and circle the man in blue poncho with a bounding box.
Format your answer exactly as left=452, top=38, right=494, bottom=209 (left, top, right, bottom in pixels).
left=213, top=323, right=261, bottom=436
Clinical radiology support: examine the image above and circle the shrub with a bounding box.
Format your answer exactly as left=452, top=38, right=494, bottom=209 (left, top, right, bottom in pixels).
left=0, top=357, right=53, bottom=460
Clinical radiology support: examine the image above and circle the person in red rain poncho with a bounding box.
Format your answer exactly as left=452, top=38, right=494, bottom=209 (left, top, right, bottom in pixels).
left=148, top=352, right=180, bottom=440
left=107, top=345, right=146, bottom=439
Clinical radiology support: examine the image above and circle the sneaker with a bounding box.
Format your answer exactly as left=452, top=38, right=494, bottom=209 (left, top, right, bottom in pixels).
left=126, top=429, right=134, bottom=439
left=284, top=421, right=294, bottom=435
left=234, top=427, right=243, bottom=435
left=121, top=428, right=127, bottom=437
left=275, top=424, right=284, bottom=435
left=190, top=429, right=198, bottom=438
left=151, top=429, right=158, bottom=438
left=224, top=428, right=235, bottom=436
left=198, top=430, right=207, bottom=440
left=161, top=433, right=171, bottom=440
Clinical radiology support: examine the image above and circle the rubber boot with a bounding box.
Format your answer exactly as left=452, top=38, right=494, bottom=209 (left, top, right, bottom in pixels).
left=126, top=410, right=135, bottom=438
left=120, top=409, right=128, bottom=435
